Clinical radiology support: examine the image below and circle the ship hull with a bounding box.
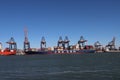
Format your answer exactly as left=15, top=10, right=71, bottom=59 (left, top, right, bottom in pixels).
left=25, top=49, right=95, bottom=55
left=0, top=51, right=16, bottom=56
left=55, top=49, right=96, bottom=54
left=78, top=49, right=95, bottom=53
left=25, top=51, right=49, bottom=55
left=104, top=50, right=120, bottom=53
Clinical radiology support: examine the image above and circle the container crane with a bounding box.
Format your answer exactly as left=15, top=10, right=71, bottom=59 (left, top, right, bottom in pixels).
left=0, top=42, right=2, bottom=50
left=63, top=36, right=70, bottom=53
left=24, top=28, right=30, bottom=51
left=57, top=36, right=64, bottom=47
left=106, top=37, right=116, bottom=50
left=57, top=36, right=64, bottom=53
left=40, top=36, right=46, bottom=50
left=78, top=36, right=87, bottom=49
left=6, top=37, right=17, bottom=50
left=94, top=41, right=102, bottom=50
left=63, top=36, right=70, bottom=49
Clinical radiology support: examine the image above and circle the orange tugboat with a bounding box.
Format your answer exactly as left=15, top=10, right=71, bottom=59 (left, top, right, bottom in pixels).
left=0, top=37, right=17, bottom=56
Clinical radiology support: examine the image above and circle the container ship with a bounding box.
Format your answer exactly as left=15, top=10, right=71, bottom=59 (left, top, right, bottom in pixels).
left=24, top=48, right=50, bottom=55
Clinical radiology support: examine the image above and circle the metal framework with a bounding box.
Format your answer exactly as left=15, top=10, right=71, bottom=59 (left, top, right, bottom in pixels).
left=57, top=36, right=64, bottom=47
left=24, top=28, right=30, bottom=51
left=78, top=36, right=87, bottom=48
left=63, top=36, right=70, bottom=49
left=6, top=37, right=17, bottom=50
left=106, top=37, right=116, bottom=50
left=41, top=36, right=46, bottom=49
left=94, top=41, right=102, bottom=49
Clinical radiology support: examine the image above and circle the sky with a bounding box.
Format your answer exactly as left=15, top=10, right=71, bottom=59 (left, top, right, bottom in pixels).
left=0, top=0, right=120, bottom=49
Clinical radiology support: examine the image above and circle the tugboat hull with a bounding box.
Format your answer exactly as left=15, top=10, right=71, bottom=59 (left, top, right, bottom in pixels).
left=0, top=50, right=16, bottom=56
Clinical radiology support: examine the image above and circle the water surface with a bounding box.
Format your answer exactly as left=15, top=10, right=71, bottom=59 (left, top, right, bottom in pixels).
left=0, top=53, right=120, bottom=80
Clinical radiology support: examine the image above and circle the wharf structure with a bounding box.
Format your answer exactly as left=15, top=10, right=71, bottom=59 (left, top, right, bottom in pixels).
left=22, top=28, right=96, bottom=54
left=0, top=35, right=120, bottom=55
left=22, top=35, right=120, bottom=54
left=1, top=28, right=120, bottom=55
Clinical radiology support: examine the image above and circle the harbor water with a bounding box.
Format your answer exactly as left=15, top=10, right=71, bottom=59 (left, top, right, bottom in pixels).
left=0, top=53, right=120, bottom=80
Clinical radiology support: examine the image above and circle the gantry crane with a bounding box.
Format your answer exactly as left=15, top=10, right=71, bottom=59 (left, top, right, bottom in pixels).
left=63, top=36, right=70, bottom=49
left=24, top=28, right=30, bottom=51
left=57, top=36, right=64, bottom=47
left=0, top=42, right=2, bottom=50
left=94, top=41, right=102, bottom=50
left=106, top=37, right=116, bottom=50
left=40, top=36, right=46, bottom=50
left=6, top=37, right=17, bottom=50
left=78, top=36, right=87, bottom=48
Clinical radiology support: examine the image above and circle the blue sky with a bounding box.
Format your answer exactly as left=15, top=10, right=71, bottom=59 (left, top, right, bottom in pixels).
left=0, top=0, right=120, bottom=49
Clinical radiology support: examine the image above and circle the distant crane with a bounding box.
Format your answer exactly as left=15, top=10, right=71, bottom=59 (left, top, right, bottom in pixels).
left=94, top=41, right=102, bottom=50
left=78, top=36, right=87, bottom=48
left=0, top=42, right=2, bottom=50
left=63, top=36, right=70, bottom=49
left=6, top=37, right=17, bottom=50
left=57, top=36, right=64, bottom=47
left=24, top=28, right=30, bottom=51
left=40, top=36, right=46, bottom=50
left=106, top=37, right=116, bottom=50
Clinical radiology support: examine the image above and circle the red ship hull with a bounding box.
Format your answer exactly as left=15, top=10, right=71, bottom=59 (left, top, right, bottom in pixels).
left=0, top=49, right=16, bottom=56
